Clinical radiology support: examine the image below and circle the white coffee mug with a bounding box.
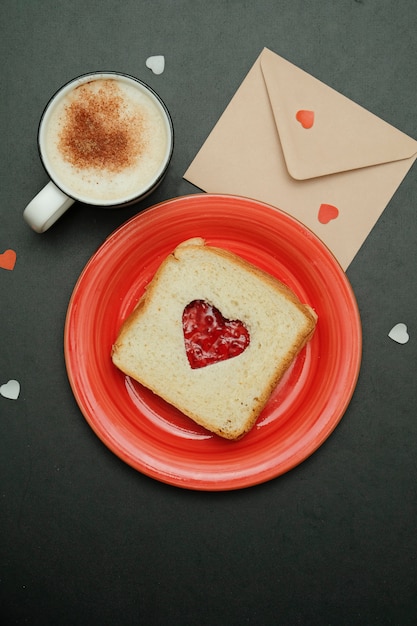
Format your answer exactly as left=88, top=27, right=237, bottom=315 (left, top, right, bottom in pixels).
left=24, top=72, right=174, bottom=233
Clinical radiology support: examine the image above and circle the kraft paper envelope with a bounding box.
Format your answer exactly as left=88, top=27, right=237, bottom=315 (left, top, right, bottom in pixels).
left=184, top=48, right=417, bottom=269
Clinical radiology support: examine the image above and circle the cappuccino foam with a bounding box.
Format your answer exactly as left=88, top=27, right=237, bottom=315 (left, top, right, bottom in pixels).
left=40, top=76, right=170, bottom=204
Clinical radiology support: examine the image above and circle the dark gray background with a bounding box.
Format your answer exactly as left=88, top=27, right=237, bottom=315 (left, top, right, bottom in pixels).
left=1, top=1, right=416, bottom=624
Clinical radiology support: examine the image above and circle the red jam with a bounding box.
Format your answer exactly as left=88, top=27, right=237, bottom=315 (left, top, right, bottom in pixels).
left=182, top=300, right=250, bottom=369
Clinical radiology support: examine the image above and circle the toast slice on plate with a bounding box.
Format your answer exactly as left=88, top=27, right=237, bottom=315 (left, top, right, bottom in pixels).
left=112, top=238, right=317, bottom=440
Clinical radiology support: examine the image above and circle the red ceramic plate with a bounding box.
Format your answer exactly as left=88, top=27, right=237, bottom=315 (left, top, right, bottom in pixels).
left=64, top=194, right=361, bottom=490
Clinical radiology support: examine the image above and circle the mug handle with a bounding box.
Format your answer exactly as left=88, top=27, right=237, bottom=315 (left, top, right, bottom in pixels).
left=23, top=181, right=75, bottom=233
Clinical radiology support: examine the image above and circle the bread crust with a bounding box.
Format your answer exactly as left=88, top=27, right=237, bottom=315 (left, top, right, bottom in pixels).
left=112, top=238, right=317, bottom=440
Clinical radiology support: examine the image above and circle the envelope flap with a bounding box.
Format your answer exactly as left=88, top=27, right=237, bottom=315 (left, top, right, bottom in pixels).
left=260, top=48, right=417, bottom=180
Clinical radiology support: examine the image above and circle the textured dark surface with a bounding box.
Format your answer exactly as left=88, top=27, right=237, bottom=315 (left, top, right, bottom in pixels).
left=1, top=1, right=417, bottom=624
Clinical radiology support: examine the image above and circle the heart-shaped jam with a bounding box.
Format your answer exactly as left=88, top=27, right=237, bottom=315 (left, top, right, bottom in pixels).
left=182, top=300, right=250, bottom=369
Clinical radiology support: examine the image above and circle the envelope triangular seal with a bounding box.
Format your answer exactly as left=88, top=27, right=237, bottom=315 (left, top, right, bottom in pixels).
left=260, top=48, right=417, bottom=180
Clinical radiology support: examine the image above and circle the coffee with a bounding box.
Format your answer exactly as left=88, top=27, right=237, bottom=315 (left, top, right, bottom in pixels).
left=39, top=75, right=171, bottom=204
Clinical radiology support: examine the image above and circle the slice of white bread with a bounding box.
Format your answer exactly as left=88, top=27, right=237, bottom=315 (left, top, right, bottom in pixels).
left=111, top=238, right=317, bottom=440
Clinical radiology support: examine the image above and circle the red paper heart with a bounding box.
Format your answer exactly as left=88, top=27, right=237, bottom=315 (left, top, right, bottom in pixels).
left=182, top=300, right=250, bottom=369
left=318, top=203, right=339, bottom=224
left=0, top=249, right=16, bottom=271
left=296, top=109, right=315, bottom=129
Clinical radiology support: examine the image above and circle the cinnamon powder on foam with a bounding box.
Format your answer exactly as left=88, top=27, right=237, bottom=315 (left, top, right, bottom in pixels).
left=57, top=80, right=146, bottom=172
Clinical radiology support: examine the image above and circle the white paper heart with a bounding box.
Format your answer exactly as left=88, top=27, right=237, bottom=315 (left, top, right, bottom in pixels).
left=388, top=323, right=409, bottom=345
left=146, top=55, right=165, bottom=75
left=0, top=379, right=20, bottom=400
